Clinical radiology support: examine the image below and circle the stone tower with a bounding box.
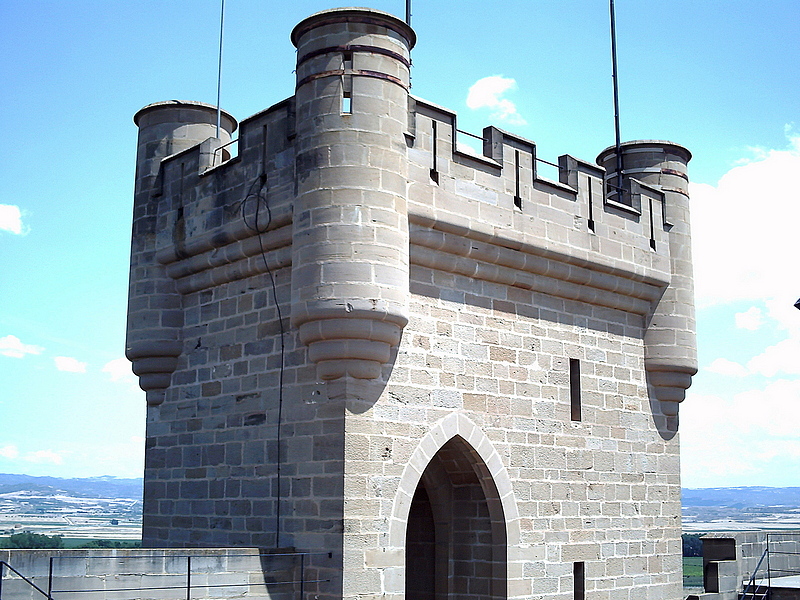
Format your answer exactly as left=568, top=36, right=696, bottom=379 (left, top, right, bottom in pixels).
left=291, top=9, right=413, bottom=381
left=128, top=8, right=697, bottom=600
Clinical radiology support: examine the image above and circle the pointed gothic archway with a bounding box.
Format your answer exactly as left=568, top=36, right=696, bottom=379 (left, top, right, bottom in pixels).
left=388, top=413, right=521, bottom=600
left=405, top=436, right=508, bottom=600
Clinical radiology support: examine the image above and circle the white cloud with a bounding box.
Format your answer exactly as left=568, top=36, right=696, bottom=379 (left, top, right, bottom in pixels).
left=57, top=437, right=144, bottom=478
left=0, top=445, right=20, bottom=459
left=456, top=138, right=483, bottom=157
left=732, top=379, right=800, bottom=437
left=682, top=379, right=800, bottom=486
left=466, top=75, right=527, bottom=126
left=0, top=204, right=26, bottom=235
left=54, top=356, right=88, bottom=373
left=735, top=307, right=763, bottom=331
left=0, top=445, right=63, bottom=466
left=705, top=336, right=800, bottom=379
left=102, top=357, right=134, bottom=382
left=690, top=132, right=800, bottom=312
left=753, top=438, right=800, bottom=462
left=746, top=337, right=800, bottom=377
left=0, top=334, right=44, bottom=358
left=706, top=357, right=748, bottom=377
left=25, top=450, right=64, bottom=465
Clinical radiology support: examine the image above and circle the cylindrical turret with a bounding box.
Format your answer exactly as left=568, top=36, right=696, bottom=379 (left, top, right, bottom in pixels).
left=128, top=101, right=237, bottom=405
left=598, top=140, right=697, bottom=416
left=290, top=9, right=416, bottom=380
left=133, top=100, right=237, bottom=197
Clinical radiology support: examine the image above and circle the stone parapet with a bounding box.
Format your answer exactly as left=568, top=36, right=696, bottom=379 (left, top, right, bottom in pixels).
left=0, top=547, right=325, bottom=600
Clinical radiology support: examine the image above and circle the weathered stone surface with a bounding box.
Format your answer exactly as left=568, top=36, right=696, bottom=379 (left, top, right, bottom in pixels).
left=127, top=7, right=695, bottom=600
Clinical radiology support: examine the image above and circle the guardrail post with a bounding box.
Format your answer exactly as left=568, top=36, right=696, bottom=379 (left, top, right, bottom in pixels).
left=767, top=533, right=772, bottom=591
left=186, top=555, right=192, bottom=600
left=299, top=553, right=305, bottom=600
left=48, top=556, right=54, bottom=597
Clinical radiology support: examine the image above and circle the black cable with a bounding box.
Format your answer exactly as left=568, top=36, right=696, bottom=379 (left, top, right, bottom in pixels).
left=241, top=172, right=286, bottom=549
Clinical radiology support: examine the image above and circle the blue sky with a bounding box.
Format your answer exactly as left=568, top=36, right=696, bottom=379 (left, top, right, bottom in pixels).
left=1, top=0, right=798, bottom=487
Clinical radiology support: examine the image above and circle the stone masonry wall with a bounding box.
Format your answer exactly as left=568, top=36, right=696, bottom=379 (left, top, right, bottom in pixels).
left=128, top=8, right=695, bottom=600
left=339, top=266, right=682, bottom=600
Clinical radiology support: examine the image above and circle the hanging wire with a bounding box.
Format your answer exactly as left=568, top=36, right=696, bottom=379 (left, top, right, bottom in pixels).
left=240, top=172, right=287, bottom=549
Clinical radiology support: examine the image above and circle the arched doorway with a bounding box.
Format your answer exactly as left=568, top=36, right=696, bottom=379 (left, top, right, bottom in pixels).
left=405, top=435, right=507, bottom=600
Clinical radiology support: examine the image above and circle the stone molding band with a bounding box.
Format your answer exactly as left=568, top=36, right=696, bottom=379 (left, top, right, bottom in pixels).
left=411, top=241, right=655, bottom=316
left=297, top=44, right=411, bottom=69
left=155, top=207, right=292, bottom=267
left=660, top=186, right=690, bottom=198
left=152, top=208, right=669, bottom=315
left=296, top=69, right=408, bottom=91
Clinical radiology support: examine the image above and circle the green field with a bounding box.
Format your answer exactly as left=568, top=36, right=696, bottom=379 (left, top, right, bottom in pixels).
left=0, top=536, right=141, bottom=549
left=684, top=556, right=703, bottom=588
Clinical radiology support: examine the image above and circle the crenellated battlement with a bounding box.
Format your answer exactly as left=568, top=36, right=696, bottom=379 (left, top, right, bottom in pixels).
left=132, top=65, right=695, bottom=405
left=151, top=98, right=679, bottom=269
left=145, top=94, right=678, bottom=309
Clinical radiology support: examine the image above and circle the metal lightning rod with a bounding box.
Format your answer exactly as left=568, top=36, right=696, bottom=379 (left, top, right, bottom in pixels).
left=609, top=0, right=624, bottom=202
left=216, top=0, right=225, bottom=139
left=406, top=0, right=412, bottom=25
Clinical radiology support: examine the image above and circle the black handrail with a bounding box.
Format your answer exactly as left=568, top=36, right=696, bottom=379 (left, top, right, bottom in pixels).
left=742, top=532, right=800, bottom=600
left=741, top=547, right=769, bottom=600
left=2, top=551, right=331, bottom=600
left=0, top=560, right=55, bottom=600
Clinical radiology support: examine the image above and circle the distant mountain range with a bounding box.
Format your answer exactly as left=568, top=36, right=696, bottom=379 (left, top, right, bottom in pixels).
left=0, top=474, right=143, bottom=500
left=2, top=474, right=798, bottom=510
left=682, top=487, right=800, bottom=508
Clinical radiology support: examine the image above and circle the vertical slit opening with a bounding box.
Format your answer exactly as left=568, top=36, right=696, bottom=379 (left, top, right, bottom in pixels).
left=569, top=358, right=581, bottom=422
left=574, top=562, right=585, bottom=600
left=513, top=149, right=522, bottom=209
left=342, top=50, right=353, bottom=71
left=649, top=196, right=656, bottom=250
left=342, top=90, right=352, bottom=114
left=587, top=177, right=595, bottom=232
left=430, top=120, right=439, bottom=183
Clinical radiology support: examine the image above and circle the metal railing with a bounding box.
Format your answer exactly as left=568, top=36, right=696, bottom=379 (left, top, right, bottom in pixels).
left=742, top=532, right=800, bottom=600
left=0, top=561, right=54, bottom=599
left=454, top=128, right=561, bottom=172
left=211, top=137, right=238, bottom=167
left=0, top=550, right=330, bottom=600
left=741, top=548, right=769, bottom=600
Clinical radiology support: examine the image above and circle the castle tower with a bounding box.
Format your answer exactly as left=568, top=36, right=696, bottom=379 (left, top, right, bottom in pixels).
left=127, top=9, right=696, bottom=600
left=290, top=9, right=415, bottom=381
left=597, top=141, right=697, bottom=417
left=129, top=101, right=237, bottom=405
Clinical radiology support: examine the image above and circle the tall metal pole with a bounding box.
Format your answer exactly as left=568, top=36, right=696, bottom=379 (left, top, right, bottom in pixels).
left=216, top=0, right=225, bottom=139
left=405, top=0, right=411, bottom=25
left=609, top=0, right=624, bottom=201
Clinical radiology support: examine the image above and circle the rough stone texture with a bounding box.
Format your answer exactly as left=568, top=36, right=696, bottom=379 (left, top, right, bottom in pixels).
left=695, top=532, right=800, bottom=600
left=126, top=7, right=697, bottom=600
left=0, top=547, right=316, bottom=600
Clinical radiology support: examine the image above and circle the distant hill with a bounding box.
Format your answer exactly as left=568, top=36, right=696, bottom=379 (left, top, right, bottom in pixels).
left=682, top=487, right=800, bottom=508
left=1, top=476, right=797, bottom=510
left=0, top=474, right=142, bottom=500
